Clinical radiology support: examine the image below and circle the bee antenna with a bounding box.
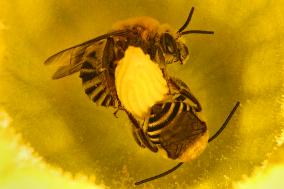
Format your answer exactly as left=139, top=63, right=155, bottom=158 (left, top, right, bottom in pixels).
left=134, top=162, right=184, bottom=185
left=177, top=7, right=195, bottom=33
left=134, top=101, right=240, bottom=186
left=180, top=30, right=214, bottom=35
left=208, top=101, right=240, bottom=143
left=177, top=7, right=214, bottom=37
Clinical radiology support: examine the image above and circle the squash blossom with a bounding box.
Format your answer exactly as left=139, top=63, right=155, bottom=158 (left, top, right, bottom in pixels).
left=0, top=0, right=284, bottom=189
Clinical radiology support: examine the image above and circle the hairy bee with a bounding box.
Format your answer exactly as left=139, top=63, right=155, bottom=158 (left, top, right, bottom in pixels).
left=131, top=78, right=240, bottom=185
left=44, top=7, right=230, bottom=185
left=44, top=7, right=213, bottom=109
left=127, top=77, right=239, bottom=160
left=127, top=77, right=208, bottom=158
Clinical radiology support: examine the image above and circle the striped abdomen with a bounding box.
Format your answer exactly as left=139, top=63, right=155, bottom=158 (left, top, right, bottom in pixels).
left=79, top=61, right=117, bottom=107
left=147, top=100, right=190, bottom=144
left=147, top=97, right=207, bottom=159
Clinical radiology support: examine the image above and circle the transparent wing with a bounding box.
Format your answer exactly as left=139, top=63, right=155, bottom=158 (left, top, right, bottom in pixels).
left=52, top=61, right=84, bottom=79
left=44, top=29, right=129, bottom=79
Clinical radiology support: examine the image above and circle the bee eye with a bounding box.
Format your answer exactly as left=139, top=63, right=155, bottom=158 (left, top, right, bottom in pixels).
left=160, top=33, right=177, bottom=54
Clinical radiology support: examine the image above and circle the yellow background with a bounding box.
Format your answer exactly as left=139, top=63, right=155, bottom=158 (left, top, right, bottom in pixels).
left=0, top=0, right=284, bottom=188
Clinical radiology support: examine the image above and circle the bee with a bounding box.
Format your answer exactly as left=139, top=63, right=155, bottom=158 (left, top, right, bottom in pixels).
left=131, top=78, right=240, bottom=185
left=44, top=7, right=229, bottom=185
left=44, top=7, right=214, bottom=110
left=126, top=77, right=207, bottom=155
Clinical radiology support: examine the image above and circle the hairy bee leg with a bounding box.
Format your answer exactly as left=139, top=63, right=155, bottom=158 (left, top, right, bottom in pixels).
left=169, top=77, right=202, bottom=112
left=180, top=89, right=202, bottom=112
left=155, top=46, right=172, bottom=94
left=132, top=128, right=145, bottom=148
left=137, top=129, right=158, bottom=153
left=127, top=112, right=145, bottom=148
left=127, top=112, right=158, bottom=152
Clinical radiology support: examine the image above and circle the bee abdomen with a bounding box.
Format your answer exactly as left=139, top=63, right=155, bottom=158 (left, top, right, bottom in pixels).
left=147, top=133, right=161, bottom=144
left=80, top=61, right=117, bottom=107
left=147, top=102, right=186, bottom=144
left=90, top=85, right=106, bottom=102
left=80, top=61, right=99, bottom=83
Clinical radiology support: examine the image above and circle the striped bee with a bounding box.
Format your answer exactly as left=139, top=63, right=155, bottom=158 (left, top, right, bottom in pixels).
left=127, top=77, right=206, bottom=157
left=44, top=7, right=223, bottom=185
left=44, top=7, right=214, bottom=110
left=127, top=78, right=240, bottom=185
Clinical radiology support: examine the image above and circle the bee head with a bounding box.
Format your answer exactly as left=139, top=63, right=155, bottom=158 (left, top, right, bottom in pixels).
left=158, top=7, right=214, bottom=65
left=159, top=7, right=214, bottom=65
left=160, top=32, right=189, bottom=65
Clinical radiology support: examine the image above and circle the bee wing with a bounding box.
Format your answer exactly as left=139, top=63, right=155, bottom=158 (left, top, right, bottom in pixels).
left=44, top=29, right=129, bottom=79
left=52, top=62, right=83, bottom=79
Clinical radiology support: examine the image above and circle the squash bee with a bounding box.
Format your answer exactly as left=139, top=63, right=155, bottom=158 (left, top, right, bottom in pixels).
left=44, top=7, right=229, bottom=185
left=44, top=7, right=214, bottom=109
left=126, top=77, right=240, bottom=185
left=126, top=77, right=207, bottom=156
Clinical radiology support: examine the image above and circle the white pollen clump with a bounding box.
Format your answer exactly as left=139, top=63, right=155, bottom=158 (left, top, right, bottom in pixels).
left=115, top=46, right=169, bottom=119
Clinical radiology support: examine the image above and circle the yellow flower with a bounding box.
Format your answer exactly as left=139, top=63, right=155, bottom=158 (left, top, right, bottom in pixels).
left=0, top=0, right=284, bottom=188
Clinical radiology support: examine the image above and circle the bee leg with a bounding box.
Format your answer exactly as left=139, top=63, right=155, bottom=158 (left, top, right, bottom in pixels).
left=113, top=108, right=120, bottom=118
left=132, top=128, right=145, bottom=148
left=98, top=68, right=107, bottom=73
left=169, top=77, right=202, bottom=112
left=180, top=89, right=202, bottom=112
left=136, top=128, right=158, bottom=153
left=155, top=46, right=172, bottom=94
left=102, top=37, right=118, bottom=100
left=121, top=109, right=143, bottom=147
left=113, top=104, right=125, bottom=118
left=102, top=37, right=115, bottom=71
left=127, top=112, right=158, bottom=152
left=161, top=68, right=172, bottom=95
